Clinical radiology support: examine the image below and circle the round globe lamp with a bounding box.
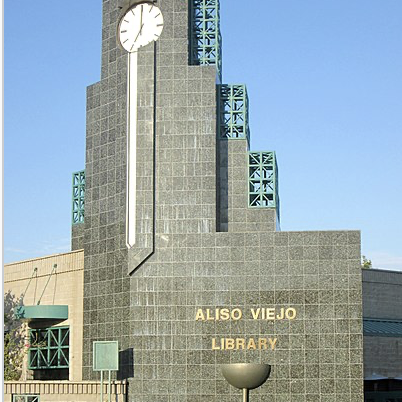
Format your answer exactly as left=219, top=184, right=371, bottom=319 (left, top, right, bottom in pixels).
left=221, top=363, right=271, bottom=402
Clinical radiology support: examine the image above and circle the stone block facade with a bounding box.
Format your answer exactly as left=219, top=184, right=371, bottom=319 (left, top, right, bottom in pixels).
left=77, top=0, right=364, bottom=401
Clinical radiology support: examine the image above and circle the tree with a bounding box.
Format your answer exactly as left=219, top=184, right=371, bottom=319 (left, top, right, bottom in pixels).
left=4, top=291, right=26, bottom=381
left=361, top=255, right=373, bottom=269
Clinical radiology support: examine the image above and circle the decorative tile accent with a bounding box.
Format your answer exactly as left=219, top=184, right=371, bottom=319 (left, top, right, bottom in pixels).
left=72, top=170, right=85, bottom=224
left=218, top=84, right=250, bottom=144
left=248, top=151, right=280, bottom=221
left=189, top=0, right=222, bottom=81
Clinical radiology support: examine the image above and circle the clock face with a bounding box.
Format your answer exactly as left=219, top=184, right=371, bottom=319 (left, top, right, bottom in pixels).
left=118, top=3, right=164, bottom=52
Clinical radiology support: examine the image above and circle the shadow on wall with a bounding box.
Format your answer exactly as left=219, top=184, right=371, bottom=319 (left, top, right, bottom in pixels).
left=118, top=348, right=134, bottom=380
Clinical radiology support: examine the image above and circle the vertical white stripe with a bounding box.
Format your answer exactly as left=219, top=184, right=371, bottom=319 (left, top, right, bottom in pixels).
left=126, top=51, right=138, bottom=248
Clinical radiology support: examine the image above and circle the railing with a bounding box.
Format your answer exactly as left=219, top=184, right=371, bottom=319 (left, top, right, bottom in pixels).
left=5, top=381, right=127, bottom=401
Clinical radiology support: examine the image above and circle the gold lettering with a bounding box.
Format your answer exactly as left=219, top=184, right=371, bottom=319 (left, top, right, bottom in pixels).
left=226, top=338, right=235, bottom=350
left=258, top=338, right=268, bottom=350
left=250, top=308, right=260, bottom=320
left=236, top=338, right=246, bottom=350
left=220, top=308, right=230, bottom=321
left=196, top=306, right=298, bottom=323
left=268, top=338, right=277, bottom=350
left=206, top=309, right=214, bottom=321
left=212, top=338, right=220, bottom=350
left=276, top=308, right=284, bottom=320
left=231, top=308, right=242, bottom=320
left=195, top=309, right=205, bottom=321
left=266, top=308, right=275, bottom=320
left=285, top=308, right=297, bottom=320
left=247, top=338, right=257, bottom=350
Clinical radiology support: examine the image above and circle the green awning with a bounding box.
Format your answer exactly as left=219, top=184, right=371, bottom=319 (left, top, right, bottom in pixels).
left=364, top=318, right=402, bottom=337
left=15, top=305, right=68, bottom=323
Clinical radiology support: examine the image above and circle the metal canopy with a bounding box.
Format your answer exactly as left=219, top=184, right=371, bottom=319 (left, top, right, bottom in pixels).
left=16, top=305, right=68, bottom=323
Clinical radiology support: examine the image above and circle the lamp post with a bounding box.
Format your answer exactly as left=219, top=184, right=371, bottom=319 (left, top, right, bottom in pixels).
left=221, top=363, right=271, bottom=402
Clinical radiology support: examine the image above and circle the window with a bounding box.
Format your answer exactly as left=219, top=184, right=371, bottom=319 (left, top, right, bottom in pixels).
left=12, top=396, right=40, bottom=402
left=28, top=326, right=69, bottom=370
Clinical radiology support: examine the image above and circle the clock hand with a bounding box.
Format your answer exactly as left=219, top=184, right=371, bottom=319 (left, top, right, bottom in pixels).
left=135, top=23, right=144, bottom=42
left=131, top=5, right=144, bottom=45
left=135, top=7, right=144, bottom=41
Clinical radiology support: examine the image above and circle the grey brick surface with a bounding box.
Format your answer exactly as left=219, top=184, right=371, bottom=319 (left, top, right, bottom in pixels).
left=71, top=223, right=85, bottom=250
left=79, top=1, right=364, bottom=401
left=363, top=269, right=402, bottom=320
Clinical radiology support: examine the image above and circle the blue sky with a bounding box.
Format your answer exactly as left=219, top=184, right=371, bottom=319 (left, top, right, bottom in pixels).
left=4, top=1, right=402, bottom=270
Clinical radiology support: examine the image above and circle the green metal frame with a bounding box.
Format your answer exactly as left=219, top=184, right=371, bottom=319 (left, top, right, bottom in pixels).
left=189, top=0, right=222, bottom=81
left=72, top=170, right=85, bottom=224
left=218, top=84, right=250, bottom=145
left=28, top=326, right=69, bottom=370
left=248, top=151, right=280, bottom=219
left=12, top=396, right=40, bottom=402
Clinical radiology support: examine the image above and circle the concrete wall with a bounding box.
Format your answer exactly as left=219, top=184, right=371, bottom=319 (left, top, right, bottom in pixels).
left=362, top=269, right=402, bottom=378
left=362, top=269, right=402, bottom=320
left=4, top=250, right=84, bottom=382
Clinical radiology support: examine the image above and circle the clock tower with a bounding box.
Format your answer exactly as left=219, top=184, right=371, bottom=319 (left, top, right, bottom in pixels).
left=73, top=1, right=364, bottom=401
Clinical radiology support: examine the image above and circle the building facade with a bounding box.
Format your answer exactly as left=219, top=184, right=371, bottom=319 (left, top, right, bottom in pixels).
left=4, top=252, right=127, bottom=402
left=5, top=1, right=368, bottom=402
left=74, top=0, right=364, bottom=401
left=5, top=259, right=402, bottom=401
left=362, top=269, right=402, bottom=402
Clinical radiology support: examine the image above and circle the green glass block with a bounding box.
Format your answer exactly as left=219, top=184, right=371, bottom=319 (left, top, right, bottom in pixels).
left=248, top=151, right=280, bottom=222
left=28, top=326, right=69, bottom=370
left=189, top=0, right=222, bottom=81
left=218, top=84, right=250, bottom=145
left=72, top=170, right=85, bottom=224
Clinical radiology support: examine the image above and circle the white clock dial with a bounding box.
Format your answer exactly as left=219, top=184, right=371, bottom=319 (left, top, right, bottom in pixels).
left=118, top=3, right=164, bottom=52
